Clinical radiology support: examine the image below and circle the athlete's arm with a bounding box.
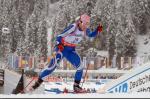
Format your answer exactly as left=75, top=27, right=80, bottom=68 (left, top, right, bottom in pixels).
left=56, top=24, right=76, bottom=44
left=86, top=28, right=99, bottom=37
left=86, top=24, right=103, bottom=37
left=58, top=24, right=76, bottom=37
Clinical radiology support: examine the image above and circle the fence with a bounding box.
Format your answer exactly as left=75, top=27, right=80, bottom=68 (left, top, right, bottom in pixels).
left=6, top=54, right=51, bottom=70
left=6, top=54, right=150, bottom=71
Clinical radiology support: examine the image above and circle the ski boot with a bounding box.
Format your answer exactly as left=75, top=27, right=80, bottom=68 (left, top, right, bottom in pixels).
left=29, top=78, right=43, bottom=92
left=73, top=80, right=86, bottom=93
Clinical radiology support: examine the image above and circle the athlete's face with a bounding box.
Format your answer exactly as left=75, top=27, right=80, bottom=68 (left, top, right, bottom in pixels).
left=79, top=21, right=90, bottom=31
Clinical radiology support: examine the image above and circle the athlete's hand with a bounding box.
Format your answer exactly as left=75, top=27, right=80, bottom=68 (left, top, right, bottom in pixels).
left=57, top=44, right=64, bottom=52
left=97, top=23, right=103, bottom=33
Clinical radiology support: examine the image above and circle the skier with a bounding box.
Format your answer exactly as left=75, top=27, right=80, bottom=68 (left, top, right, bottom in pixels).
left=30, top=14, right=103, bottom=93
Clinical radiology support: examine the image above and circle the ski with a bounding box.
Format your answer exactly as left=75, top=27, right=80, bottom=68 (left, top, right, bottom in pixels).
left=44, top=88, right=97, bottom=94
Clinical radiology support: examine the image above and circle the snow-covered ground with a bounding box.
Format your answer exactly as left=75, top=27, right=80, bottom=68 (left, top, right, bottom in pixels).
left=44, top=81, right=106, bottom=94
left=1, top=62, right=150, bottom=98
left=1, top=92, right=150, bottom=98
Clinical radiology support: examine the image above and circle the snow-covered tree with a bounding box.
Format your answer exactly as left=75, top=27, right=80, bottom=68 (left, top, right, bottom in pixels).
left=0, top=0, right=150, bottom=61
left=131, top=0, right=150, bottom=35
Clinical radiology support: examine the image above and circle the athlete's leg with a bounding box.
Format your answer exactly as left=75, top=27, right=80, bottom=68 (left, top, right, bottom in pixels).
left=39, top=51, right=63, bottom=80
left=65, top=51, right=84, bottom=91
left=32, top=51, right=63, bottom=89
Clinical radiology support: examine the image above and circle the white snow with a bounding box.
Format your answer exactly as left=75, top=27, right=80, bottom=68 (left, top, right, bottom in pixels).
left=88, top=48, right=108, bottom=57
left=136, top=34, right=150, bottom=57
left=1, top=92, right=150, bottom=98
left=44, top=81, right=106, bottom=93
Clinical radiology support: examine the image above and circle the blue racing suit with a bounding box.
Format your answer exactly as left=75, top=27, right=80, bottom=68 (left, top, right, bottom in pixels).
left=39, top=23, right=100, bottom=83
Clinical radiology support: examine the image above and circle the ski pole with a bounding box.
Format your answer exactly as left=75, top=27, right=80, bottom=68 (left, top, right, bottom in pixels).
left=19, top=77, right=35, bottom=93
left=81, top=63, right=90, bottom=87
left=20, top=65, right=45, bottom=94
